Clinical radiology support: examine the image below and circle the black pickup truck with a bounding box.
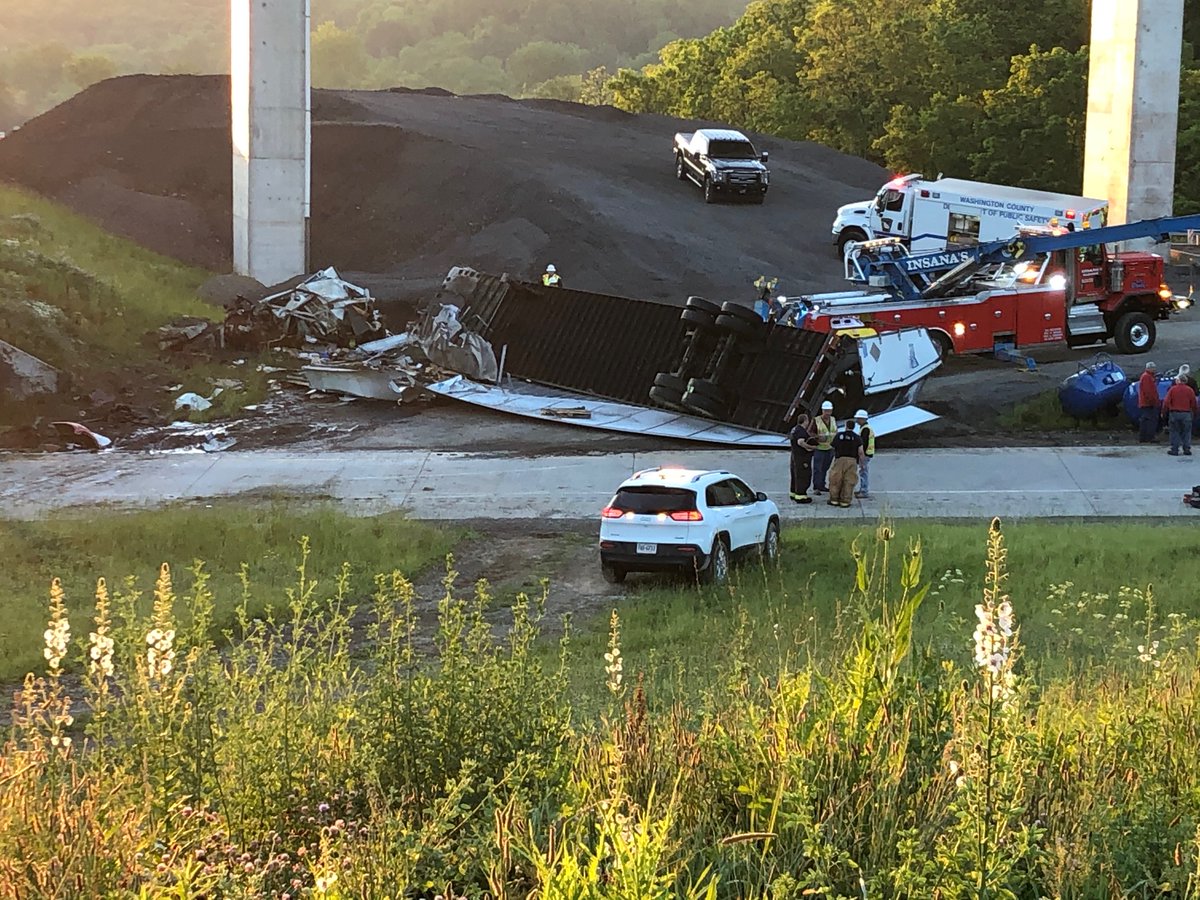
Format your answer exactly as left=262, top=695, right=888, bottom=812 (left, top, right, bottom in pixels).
left=673, top=129, right=770, bottom=204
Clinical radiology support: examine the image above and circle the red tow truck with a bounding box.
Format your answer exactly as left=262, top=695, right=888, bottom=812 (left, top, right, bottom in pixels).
left=783, top=215, right=1196, bottom=355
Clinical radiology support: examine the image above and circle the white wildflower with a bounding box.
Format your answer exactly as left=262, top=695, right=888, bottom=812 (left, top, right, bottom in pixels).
left=44, top=578, right=71, bottom=675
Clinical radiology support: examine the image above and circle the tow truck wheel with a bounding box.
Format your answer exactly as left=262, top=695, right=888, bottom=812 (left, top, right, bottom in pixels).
left=932, top=332, right=954, bottom=359
left=1114, top=311, right=1156, bottom=354
left=837, top=228, right=867, bottom=258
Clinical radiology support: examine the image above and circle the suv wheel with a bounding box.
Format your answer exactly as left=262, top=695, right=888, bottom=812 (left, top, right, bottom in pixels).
left=761, top=520, right=780, bottom=566
left=700, top=537, right=730, bottom=585
left=602, top=563, right=626, bottom=584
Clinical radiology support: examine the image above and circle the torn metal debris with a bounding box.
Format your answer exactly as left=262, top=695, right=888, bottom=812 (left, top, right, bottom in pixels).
left=230, top=267, right=384, bottom=349
left=0, top=339, right=60, bottom=399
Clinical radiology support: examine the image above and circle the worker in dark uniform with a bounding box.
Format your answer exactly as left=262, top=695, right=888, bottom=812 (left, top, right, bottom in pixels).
left=787, top=412, right=815, bottom=504
left=827, top=419, right=865, bottom=508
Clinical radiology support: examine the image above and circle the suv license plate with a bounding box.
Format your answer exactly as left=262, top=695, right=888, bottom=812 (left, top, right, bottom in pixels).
left=636, top=543, right=657, bottom=555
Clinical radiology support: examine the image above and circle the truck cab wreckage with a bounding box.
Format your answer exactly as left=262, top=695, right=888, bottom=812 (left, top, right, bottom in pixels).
left=422, top=267, right=942, bottom=445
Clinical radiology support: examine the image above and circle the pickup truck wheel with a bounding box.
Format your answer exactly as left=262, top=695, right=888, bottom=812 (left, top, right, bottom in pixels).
left=1113, top=311, right=1155, bottom=354
left=680, top=308, right=716, bottom=330
left=703, top=177, right=717, bottom=204
left=675, top=156, right=686, bottom=181
left=685, top=296, right=722, bottom=315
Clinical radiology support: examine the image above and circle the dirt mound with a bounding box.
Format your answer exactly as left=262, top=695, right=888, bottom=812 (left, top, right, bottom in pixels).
left=0, top=74, right=887, bottom=300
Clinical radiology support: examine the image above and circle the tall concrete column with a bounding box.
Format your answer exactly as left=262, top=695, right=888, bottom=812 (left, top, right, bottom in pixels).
left=1083, top=0, right=1184, bottom=230
left=231, top=0, right=310, bottom=285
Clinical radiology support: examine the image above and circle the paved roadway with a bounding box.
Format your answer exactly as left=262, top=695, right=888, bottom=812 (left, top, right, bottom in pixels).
left=1, top=445, right=1195, bottom=521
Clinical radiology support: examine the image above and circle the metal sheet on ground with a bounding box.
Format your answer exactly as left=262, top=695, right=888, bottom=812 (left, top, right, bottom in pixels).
left=427, top=376, right=937, bottom=443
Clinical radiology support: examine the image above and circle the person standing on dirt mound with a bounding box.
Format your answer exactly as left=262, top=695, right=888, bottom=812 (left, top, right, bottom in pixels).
left=810, top=400, right=837, bottom=494
left=542, top=264, right=562, bottom=288
left=787, top=412, right=816, bottom=504
left=1137, top=361, right=1160, bottom=443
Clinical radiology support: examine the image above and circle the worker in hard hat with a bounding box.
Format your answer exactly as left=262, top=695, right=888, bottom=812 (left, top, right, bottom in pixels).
left=853, top=409, right=875, bottom=499
left=810, top=400, right=837, bottom=495
left=542, top=264, right=562, bottom=288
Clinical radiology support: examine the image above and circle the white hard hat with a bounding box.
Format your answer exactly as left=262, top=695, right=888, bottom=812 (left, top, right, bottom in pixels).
left=855, top=409, right=868, bottom=419
left=820, top=400, right=833, bottom=411
left=546, top=264, right=556, bottom=273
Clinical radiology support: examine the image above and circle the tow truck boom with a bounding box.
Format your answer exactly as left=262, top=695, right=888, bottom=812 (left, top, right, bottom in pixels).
left=847, top=214, right=1200, bottom=300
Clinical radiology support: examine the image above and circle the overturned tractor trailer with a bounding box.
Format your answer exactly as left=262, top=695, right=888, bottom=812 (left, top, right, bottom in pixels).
left=423, top=267, right=942, bottom=444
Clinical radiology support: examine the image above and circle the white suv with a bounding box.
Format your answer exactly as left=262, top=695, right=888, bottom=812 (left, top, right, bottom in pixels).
left=598, top=467, right=781, bottom=585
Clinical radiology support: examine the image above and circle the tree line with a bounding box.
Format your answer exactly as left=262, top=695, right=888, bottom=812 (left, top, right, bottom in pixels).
left=607, top=0, right=1200, bottom=212
left=0, top=0, right=745, bottom=129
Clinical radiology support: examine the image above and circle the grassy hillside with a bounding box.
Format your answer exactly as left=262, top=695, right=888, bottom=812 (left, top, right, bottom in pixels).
left=0, top=185, right=212, bottom=372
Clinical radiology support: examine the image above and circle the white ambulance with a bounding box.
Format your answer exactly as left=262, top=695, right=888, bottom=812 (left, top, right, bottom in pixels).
left=831, top=174, right=1108, bottom=256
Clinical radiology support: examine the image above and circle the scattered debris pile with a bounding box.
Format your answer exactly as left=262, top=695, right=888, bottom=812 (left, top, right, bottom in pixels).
left=297, top=284, right=498, bottom=402
left=0, top=338, right=60, bottom=399
left=229, top=268, right=383, bottom=349
left=157, top=268, right=385, bottom=355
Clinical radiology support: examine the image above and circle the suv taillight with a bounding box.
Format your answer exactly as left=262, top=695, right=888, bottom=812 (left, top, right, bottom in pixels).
left=669, top=510, right=703, bottom=521
left=601, top=506, right=624, bottom=518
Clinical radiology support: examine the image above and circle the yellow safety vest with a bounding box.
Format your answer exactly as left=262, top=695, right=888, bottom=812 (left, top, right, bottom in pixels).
left=814, top=415, right=835, bottom=451
left=860, top=425, right=875, bottom=456
left=542, top=273, right=562, bottom=287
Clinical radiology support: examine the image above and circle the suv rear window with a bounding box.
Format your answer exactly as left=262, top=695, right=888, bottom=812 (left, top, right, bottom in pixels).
left=611, top=487, right=697, bottom=514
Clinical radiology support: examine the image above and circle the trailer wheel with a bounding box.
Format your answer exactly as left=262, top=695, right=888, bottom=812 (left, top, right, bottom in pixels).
left=715, top=314, right=761, bottom=339
left=653, top=372, right=687, bottom=393
left=649, top=384, right=685, bottom=409
left=680, top=308, right=716, bottom=330
left=685, top=296, right=722, bottom=315
left=719, top=301, right=764, bottom=325
left=1113, top=311, right=1155, bottom=354
left=684, top=378, right=731, bottom=403
left=682, top=391, right=729, bottom=419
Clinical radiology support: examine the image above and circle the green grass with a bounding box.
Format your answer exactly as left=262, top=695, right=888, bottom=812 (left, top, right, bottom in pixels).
left=997, top=388, right=1127, bottom=431
left=0, top=503, right=460, bottom=683
left=0, top=184, right=213, bottom=374
left=564, top=520, right=1198, bottom=705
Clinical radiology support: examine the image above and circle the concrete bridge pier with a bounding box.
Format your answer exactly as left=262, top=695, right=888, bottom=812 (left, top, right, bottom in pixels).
left=231, top=0, right=310, bottom=285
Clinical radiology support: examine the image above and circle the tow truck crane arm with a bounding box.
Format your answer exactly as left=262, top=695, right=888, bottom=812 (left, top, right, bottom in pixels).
left=847, top=214, right=1200, bottom=301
